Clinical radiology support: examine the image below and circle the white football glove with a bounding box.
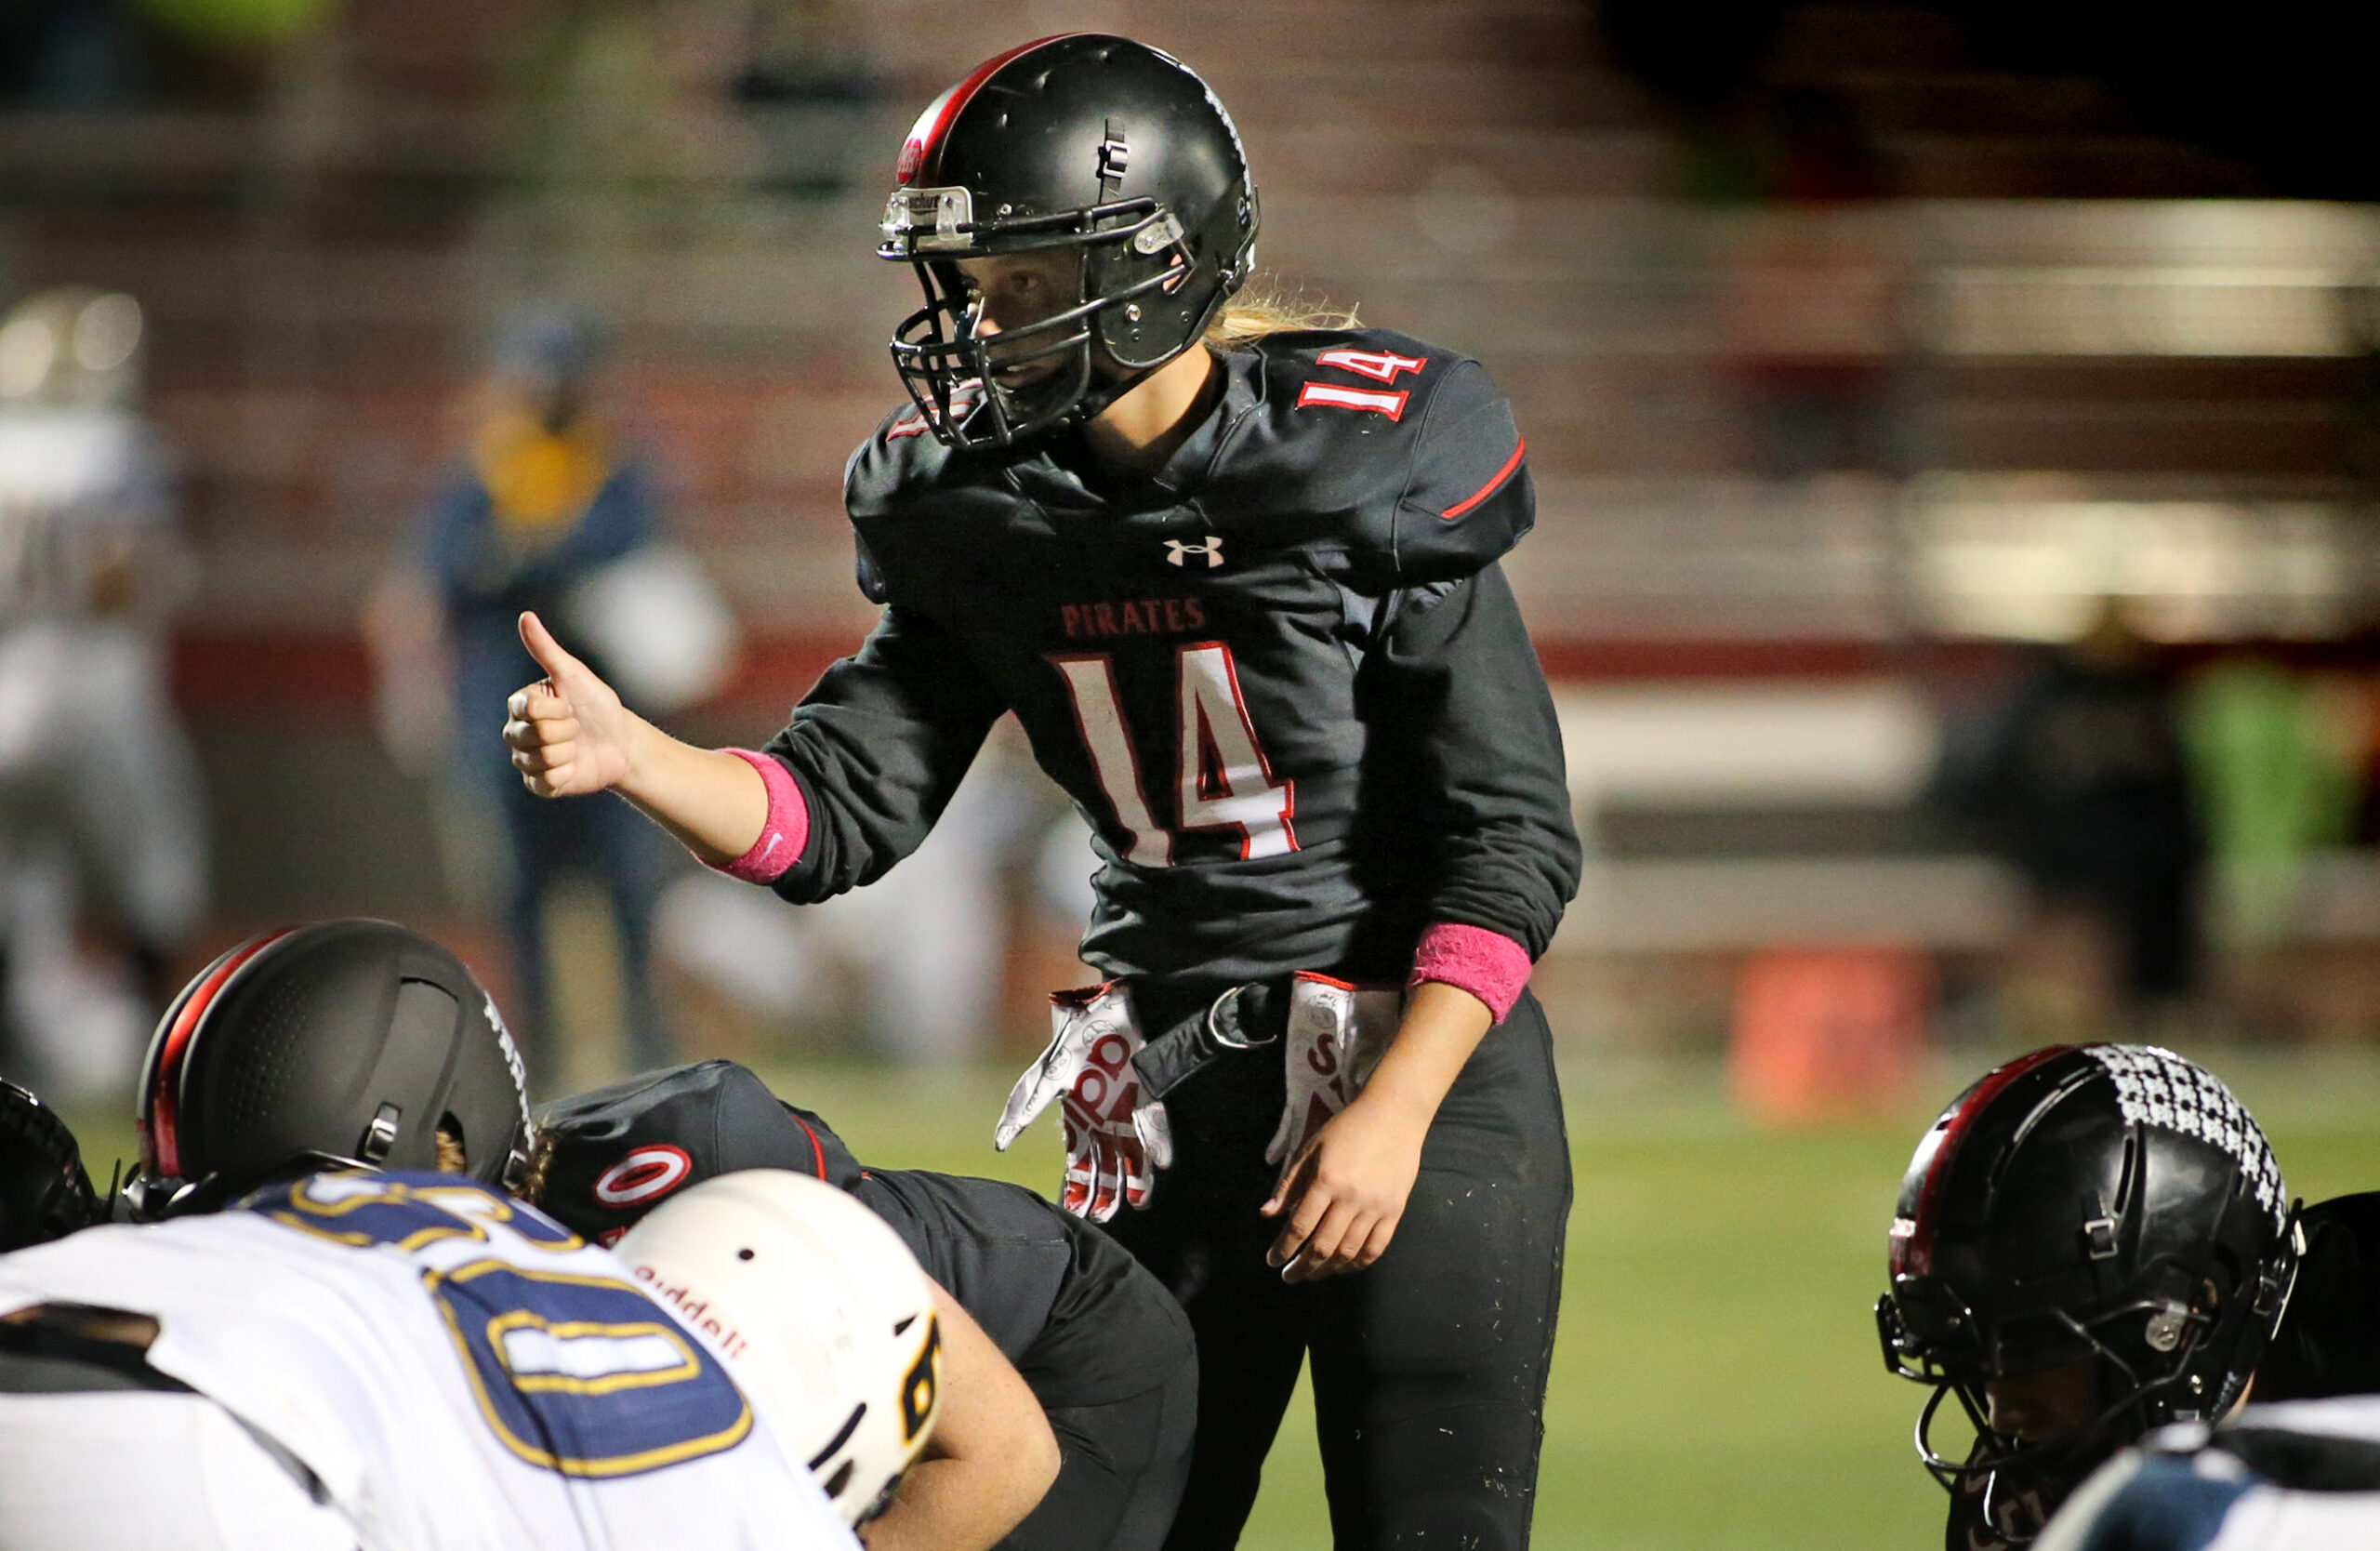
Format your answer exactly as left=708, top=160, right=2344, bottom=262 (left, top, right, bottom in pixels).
left=996, top=982, right=1174, bottom=1223
left=1264, top=974, right=1403, bottom=1167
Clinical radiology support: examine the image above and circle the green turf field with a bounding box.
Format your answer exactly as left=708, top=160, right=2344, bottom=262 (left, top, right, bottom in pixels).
left=61, top=1041, right=2380, bottom=1549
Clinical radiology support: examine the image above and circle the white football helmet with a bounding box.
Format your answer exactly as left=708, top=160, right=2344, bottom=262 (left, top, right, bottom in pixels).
left=616, top=1170, right=943, bottom=1523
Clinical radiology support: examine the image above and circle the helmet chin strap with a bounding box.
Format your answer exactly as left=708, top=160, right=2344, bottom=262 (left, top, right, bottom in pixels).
left=1054, top=342, right=1160, bottom=429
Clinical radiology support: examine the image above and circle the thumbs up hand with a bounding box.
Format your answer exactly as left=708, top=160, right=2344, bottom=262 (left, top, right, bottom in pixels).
left=505, top=611, right=640, bottom=798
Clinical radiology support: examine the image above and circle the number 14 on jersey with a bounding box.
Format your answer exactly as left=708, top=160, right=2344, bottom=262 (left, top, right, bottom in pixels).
left=1051, top=643, right=1298, bottom=865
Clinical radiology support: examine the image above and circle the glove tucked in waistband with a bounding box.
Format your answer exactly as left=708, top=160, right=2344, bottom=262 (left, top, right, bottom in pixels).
left=998, top=974, right=1406, bottom=1222
left=995, top=983, right=1174, bottom=1222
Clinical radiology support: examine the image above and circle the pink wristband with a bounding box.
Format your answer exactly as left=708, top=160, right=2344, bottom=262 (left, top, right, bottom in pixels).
left=1408, top=921, right=1532, bottom=1023
left=715, top=749, right=809, bottom=884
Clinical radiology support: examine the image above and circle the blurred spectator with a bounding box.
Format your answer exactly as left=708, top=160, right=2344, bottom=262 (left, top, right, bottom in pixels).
left=364, top=303, right=733, bottom=1090
left=654, top=747, right=1038, bottom=1065
left=1714, top=205, right=1907, bottom=480
left=0, top=0, right=145, bottom=108
left=2183, top=656, right=2360, bottom=953
left=1935, top=598, right=2202, bottom=1018
left=0, top=286, right=207, bottom=1101
left=1702, top=86, right=1908, bottom=483
left=1, top=0, right=334, bottom=112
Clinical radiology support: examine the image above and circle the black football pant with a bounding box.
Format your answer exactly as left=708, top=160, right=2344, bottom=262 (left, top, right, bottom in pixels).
left=1004, top=1351, right=1200, bottom=1551
left=1104, top=987, right=1572, bottom=1551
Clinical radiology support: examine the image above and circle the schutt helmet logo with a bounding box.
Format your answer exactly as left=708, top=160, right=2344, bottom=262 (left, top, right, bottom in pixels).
left=1164, top=536, right=1224, bottom=569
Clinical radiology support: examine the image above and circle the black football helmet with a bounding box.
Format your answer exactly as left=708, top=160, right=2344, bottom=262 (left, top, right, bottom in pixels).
left=1877, top=1045, right=2299, bottom=1542
left=0, top=1080, right=101, bottom=1250
left=126, top=921, right=533, bottom=1218
left=878, top=33, right=1260, bottom=449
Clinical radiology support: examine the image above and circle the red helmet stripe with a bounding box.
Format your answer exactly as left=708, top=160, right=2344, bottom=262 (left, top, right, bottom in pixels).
left=1896, top=1044, right=2074, bottom=1278
left=141, top=928, right=296, bottom=1179
left=896, top=33, right=1080, bottom=187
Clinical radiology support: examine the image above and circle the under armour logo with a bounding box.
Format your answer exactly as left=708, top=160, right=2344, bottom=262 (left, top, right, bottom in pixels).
left=1164, top=536, right=1224, bottom=569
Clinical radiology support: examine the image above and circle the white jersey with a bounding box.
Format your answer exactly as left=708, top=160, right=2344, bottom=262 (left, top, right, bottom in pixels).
left=0, top=405, right=179, bottom=624
left=0, top=1172, right=855, bottom=1551
left=2041, top=1399, right=2380, bottom=1551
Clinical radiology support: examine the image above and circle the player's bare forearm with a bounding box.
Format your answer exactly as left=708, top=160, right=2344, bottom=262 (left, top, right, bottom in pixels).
left=1263, top=981, right=1494, bottom=1282
left=861, top=1283, right=1058, bottom=1551
left=1367, top=980, right=1497, bottom=1124
left=508, top=608, right=768, bottom=865
left=613, top=724, right=770, bottom=868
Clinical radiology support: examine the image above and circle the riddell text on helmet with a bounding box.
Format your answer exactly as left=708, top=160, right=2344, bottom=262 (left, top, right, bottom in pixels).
left=630, top=1266, right=751, bottom=1361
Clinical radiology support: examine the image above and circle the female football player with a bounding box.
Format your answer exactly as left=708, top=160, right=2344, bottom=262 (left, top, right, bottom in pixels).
left=504, top=33, right=1580, bottom=1550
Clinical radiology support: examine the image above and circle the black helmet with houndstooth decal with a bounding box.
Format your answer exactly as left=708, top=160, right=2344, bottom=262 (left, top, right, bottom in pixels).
left=1875, top=1044, right=2299, bottom=1542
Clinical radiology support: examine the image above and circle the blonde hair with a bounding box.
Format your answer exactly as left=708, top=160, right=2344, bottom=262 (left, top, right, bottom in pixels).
left=435, top=1118, right=469, bottom=1175
left=516, top=1128, right=554, bottom=1206
left=1204, top=278, right=1359, bottom=350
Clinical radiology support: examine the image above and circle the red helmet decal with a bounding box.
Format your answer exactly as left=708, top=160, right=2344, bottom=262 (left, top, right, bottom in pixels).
left=895, top=33, right=1078, bottom=187
left=593, top=1145, right=694, bottom=1208
left=1892, top=1045, right=2074, bottom=1279
left=139, top=929, right=298, bottom=1180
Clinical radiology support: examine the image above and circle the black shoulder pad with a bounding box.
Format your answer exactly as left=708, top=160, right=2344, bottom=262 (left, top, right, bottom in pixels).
left=1236, top=330, right=1532, bottom=587
left=1390, top=356, right=1533, bottom=582
left=843, top=399, right=1002, bottom=608
left=2260, top=1192, right=2380, bottom=1401
left=843, top=401, right=952, bottom=522
left=854, top=528, right=890, bottom=605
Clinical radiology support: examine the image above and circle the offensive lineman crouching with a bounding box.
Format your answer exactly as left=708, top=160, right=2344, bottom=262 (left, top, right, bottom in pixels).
left=7, top=919, right=1055, bottom=1550
left=0, top=1125, right=932, bottom=1549
left=532, top=1058, right=1198, bottom=1551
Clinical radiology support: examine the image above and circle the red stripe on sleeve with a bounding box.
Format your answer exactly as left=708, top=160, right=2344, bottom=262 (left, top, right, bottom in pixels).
left=1439, top=438, right=1527, bottom=521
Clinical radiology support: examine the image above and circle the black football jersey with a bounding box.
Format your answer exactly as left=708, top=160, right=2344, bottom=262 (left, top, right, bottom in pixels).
left=533, top=1062, right=1192, bottom=1409
left=761, top=328, right=1581, bottom=986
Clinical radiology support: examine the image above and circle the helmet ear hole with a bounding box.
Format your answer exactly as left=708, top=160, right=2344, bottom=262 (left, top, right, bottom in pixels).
left=436, top=1115, right=469, bottom=1174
